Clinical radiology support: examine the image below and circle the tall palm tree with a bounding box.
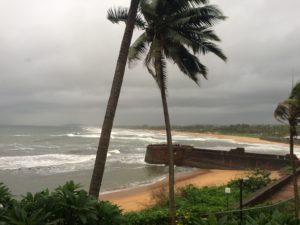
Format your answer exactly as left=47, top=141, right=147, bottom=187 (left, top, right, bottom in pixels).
left=89, top=0, right=140, bottom=198
left=108, top=0, right=226, bottom=224
left=274, top=82, right=300, bottom=220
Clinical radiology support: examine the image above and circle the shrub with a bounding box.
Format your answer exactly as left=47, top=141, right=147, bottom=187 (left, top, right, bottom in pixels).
left=0, top=182, right=13, bottom=208
left=0, top=181, right=122, bottom=225
left=95, top=201, right=123, bottom=225
left=228, top=169, right=272, bottom=194
left=124, top=207, right=168, bottom=225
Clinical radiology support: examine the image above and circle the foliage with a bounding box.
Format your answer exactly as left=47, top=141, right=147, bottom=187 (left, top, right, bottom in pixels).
left=124, top=208, right=298, bottom=225
left=245, top=210, right=298, bottom=225
left=280, top=165, right=293, bottom=176
left=0, top=181, right=122, bottom=225
left=150, top=186, right=169, bottom=207
left=1, top=177, right=298, bottom=225
left=175, top=185, right=239, bottom=213
left=0, top=182, right=13, bottom=208
left=124, top=207, right=168, bottom=225
left=227, top=169, right=271, bottom=194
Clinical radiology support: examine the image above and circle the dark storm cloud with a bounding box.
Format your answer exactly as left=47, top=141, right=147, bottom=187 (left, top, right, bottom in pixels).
left=0, top=0, right=300, bottom=125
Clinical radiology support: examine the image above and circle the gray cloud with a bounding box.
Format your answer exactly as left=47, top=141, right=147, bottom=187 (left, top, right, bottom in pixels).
left=0, top=0, right=300, bottom=126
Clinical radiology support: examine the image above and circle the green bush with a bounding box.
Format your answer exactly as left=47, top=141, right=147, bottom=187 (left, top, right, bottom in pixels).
left=245, top=210, right=298, bottom=225
left=228, top=169, right=271, bottom=194
left=0, top=179, right=298, bottom=225
left=124, top=207, right=168, bottom=225
left=0, top=181, right=122, bottom=225
left=0, top=182, right=13, bottom=208
left=176, top=185, right=239, bottom=213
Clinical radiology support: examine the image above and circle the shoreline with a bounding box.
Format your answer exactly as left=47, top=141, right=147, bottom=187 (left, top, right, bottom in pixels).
left=139, top=128, right=299, bottom=148
left=100, top=169, right=280, bottom=212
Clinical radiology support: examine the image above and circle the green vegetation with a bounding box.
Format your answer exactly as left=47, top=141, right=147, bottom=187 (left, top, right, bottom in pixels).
left=123, top=169, right=284, bottom=225
left=0, top=181, right=122, bottom=225
left=0, top=170, right=298, bottom=225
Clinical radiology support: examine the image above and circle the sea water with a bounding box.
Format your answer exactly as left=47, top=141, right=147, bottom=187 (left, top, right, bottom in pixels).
left=0, top=125, right=297, bottom=196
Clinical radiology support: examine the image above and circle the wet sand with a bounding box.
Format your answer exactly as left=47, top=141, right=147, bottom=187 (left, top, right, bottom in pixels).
left=100, top=169, right=280, bottom=212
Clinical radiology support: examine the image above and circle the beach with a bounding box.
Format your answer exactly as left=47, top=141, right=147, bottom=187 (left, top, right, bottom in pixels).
left=101, top=169, right=280, bottom=212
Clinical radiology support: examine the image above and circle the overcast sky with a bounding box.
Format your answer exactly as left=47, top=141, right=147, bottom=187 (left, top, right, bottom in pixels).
left=0, top=0, right=300, bottom=126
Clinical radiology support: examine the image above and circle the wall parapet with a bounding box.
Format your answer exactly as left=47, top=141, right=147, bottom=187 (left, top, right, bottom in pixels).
left=145, top=144, right=295, bottom=170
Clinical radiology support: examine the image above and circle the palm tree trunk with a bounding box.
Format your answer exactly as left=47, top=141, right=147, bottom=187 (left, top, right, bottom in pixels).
left=160, top=86, right=175, bottom=225
left=290, top=126, right=299, bottom=219
left=89, top=0, right=140, bottom=198
left=153, top=46, right=175, bottom=225
left=161, top=89, right=175, bottom=225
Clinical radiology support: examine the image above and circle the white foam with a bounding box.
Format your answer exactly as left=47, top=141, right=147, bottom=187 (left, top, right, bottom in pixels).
left=172, top=135, right=206, bottom=141
left=51, top=133, right=99, bottom=138
left=108, top=153, right=145, bottom=165
left=83, top=127, right=101, bottom=134
left=12, top=134, right=31, bottom=137
left=0, top=154, right=95, bottom=170
left=100, top=175, right=166, bottom=195
left=112, top=136, right=163, bottom=143
left=109, top=149, right=120, bottom=154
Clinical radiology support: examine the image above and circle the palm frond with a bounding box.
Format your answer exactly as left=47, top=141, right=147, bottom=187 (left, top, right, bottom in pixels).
left=171, top=5, right=226, bottom=27
left=196, top=41, right=227, bottom=61
left=164, top=28, right=198, bottom=51
left=289, top=82, right=300, bottom=101
left=174, top=26, right=221, bottom=42
left=128, top=32, right=148, bottom=66
left=144, top=41, right=157, bottom=79
left=158, top=0, right=210, bottom=16
left=274, top=99, right=300, bottom=126
left=107, top=7, right=146, bottom=29
left=164, top=26, right=223, bottom=56
left=190, top=28, right=221, bottom=41
left=164, top=43, right=207, bottom=83
left=274, top=103, right=290, bottom=124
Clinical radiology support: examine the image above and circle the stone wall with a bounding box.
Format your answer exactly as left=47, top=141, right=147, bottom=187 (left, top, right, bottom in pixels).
left=145, top=144, right=294, bottom=170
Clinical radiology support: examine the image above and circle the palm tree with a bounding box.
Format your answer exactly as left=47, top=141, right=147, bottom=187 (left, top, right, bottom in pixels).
left=108, top=0, right=226, bottom=224
left=89, top=0, right=140, bottom=198
left=274, top=82, right=300, bottom=220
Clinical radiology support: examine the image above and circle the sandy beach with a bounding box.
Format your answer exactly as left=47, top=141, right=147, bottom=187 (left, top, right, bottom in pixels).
left=100, top=169, right=280, bottom=212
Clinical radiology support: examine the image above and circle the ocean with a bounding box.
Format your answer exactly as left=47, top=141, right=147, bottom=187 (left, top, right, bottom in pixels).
left=0, top=125, right=297, bottom=197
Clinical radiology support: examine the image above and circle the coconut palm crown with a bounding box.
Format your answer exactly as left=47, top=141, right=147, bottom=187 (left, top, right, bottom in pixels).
left=107, top=0, right=227, bottom=89
left=274, top=82, right=300, bottom=132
